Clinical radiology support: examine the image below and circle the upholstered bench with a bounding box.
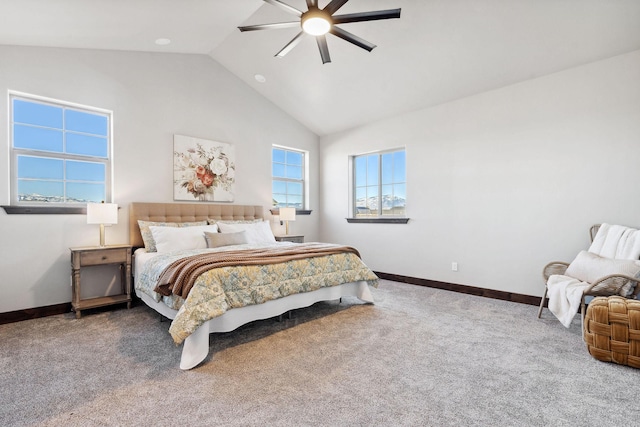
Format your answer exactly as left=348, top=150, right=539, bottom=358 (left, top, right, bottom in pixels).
left=584, top=296, right=640, bottom=368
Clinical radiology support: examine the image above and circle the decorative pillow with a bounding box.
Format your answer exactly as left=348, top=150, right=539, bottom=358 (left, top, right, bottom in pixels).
left=149, top=224, right=219, bottom=253
left=565, top=251, right=640, bottom=296
left=138, top=220, right=209, bottom=252
left=204, top=231, right=248, bottom=248
left=217, top=220, right=276, bottom=245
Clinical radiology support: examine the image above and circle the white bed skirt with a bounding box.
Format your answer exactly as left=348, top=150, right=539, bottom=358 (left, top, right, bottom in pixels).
left=136, top=281, right=374, bottom=370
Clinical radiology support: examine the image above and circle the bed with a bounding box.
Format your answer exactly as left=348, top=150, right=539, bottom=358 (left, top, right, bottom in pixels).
left=129, top=202, right=378, bottom=370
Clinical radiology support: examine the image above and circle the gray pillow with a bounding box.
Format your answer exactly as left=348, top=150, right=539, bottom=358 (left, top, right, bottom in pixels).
left=204, top=230, right=248, bottom=248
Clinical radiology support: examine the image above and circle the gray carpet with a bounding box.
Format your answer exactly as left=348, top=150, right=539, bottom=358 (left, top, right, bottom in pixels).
left=1, top=280, right=638, bottom=426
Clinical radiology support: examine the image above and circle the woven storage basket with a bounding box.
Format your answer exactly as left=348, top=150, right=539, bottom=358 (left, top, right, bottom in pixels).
left=584, top=296, right=640, bottom=368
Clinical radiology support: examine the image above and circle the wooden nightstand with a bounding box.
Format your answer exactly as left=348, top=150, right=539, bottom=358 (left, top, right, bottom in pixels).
left=70, top=244, right=132, bottom=319
left=275, top=235, right=304, bottom=243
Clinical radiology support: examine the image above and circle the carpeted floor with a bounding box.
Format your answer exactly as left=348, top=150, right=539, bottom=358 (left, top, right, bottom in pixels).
left=1, top=280, right=638, bottom=426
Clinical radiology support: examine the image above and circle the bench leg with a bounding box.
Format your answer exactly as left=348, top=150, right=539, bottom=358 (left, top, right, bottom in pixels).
left=537, top=286, right=548, bottom=318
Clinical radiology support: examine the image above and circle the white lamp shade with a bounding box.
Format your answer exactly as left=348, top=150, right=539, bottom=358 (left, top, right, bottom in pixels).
left=279, top=207, right=296, bottom=221
left=87, top=203, right=118, bottom=225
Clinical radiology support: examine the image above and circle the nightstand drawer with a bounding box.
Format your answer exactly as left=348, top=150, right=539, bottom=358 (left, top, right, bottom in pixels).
left=80, top=248, right=128, bottom=266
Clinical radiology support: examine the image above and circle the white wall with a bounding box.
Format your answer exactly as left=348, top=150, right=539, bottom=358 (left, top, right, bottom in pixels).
left=0, top=46, right=319, bottom=312
left=319, top=50, right=640, bottom=298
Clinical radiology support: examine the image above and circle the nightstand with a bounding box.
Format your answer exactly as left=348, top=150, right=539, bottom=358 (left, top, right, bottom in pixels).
left=275, top=235, right=304, bottom=243
left=70, top=244, right=132, bottom=319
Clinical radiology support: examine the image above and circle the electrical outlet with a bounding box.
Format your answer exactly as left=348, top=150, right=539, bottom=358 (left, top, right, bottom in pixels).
left=451, top=262, right=458, bottom=271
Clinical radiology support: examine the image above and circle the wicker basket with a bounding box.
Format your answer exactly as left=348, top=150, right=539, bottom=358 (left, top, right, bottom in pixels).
left=584, top=296, right=640, bottom=368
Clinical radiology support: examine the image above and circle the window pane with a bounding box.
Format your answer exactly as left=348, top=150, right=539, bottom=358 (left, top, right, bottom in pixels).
left=272, top=148, right=285, bottom=163
left=286, top=165, right=302, bottom=180
left=366, top=186, right=378, bottom=210
left=18, top=156, right=64, bottom=180
left=366, top=155, right=378, bottom=186
left=287, top=181, right=302, bottom=195
left=14, top=124, right=64, bottom=152
left=272, top=180, right=287, bottom=194
left=13, top=99, right=63, bottom=129
left=273, top=193, right=287, bottom=207
left=67, top=182, right=105, bottom=203
left=394, top=183, right=406, bottom=205
left=272, top=163, right=285, bottom=178
left=355, top=156, right=367, bottom=187
left=381, top=153, right=393, bottom=184
left=288, top=195, right=302, bottom=207
left=18, top=180, right=64, bottom=201
left=355, top=187, right=367, bottom=206
left=65, top=109, right=108, bottom=136
left=394, top=151, right=406, bottom=182
left=286, top=151, right=302, bottom=166
left=67, top=160, right=105, bottom=182
left=66, top=133, right=108, bottom=158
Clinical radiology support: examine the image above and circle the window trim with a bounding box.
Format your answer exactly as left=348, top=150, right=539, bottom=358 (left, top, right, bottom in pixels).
left=272, top=144, right=309, bottom=210
left=7, top=91, right=114, bottom=213
left=349, top=147, right=408, bottom=221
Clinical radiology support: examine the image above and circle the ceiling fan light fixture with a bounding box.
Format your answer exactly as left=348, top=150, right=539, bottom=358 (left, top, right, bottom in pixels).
left=301, top=11, right=331, bottom=36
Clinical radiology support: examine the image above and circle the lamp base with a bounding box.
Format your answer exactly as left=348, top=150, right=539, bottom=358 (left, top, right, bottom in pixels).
left=99, top=224, right=106, bottom=247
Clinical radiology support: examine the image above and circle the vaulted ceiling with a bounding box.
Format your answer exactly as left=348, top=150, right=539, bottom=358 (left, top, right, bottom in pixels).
left=2, top=0, right=640, bottom=136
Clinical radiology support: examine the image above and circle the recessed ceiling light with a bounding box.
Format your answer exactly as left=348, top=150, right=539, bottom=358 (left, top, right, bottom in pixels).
left=155, top=38, right=171, bottom=46
left=254, top=74, right=266, bottom=83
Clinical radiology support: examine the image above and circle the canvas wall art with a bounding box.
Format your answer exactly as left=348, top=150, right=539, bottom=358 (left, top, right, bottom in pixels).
left=173, top=134, right=235, bottom=202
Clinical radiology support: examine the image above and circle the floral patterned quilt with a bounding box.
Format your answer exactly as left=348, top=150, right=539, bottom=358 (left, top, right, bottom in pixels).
left=135, top=242, right=378, bottom=344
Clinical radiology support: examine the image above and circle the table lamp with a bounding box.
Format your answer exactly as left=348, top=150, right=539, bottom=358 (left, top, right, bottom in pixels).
left=279, top=207, right=296, bottom=235
left=87, top=202, right=118, bottom=247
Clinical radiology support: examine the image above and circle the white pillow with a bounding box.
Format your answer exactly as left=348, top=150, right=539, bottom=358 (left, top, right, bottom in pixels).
left=149, top=224, right=219, bottom=253
left=217, top=220, right=276, bottom=245
left=138, top=220, right=208, bottom=252
left=565, top=250, right=640, bottom=296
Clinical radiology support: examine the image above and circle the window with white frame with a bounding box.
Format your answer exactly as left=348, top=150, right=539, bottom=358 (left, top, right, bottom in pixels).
left=353, top=148, right=406, bottom=217
left=272, top=146, right=306, bottom=209
left=9, top=93, right=112, bottom=206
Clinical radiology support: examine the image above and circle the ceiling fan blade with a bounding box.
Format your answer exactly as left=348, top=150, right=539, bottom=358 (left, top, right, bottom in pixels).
left=264, top=0, right=303, bottom=17
left=324, top=0, right=350, bottom=15
left=238, top=21, right=300, bottom=32
left=332, top=8, right=402, bottom=25
left=316, top=35, right=331, bottom=64
left=275, top=31, right=305, bottom=58
left=329, top=26, right=376, bottom=52
left=305, top=0, right=317, bottom=8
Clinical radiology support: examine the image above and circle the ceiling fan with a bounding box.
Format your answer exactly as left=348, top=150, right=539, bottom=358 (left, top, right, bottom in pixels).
left=238, top=0, right=401, bottom=64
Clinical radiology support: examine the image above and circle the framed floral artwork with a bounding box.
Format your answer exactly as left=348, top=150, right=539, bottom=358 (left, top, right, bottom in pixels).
left=173, top=134, right=235, bottom=202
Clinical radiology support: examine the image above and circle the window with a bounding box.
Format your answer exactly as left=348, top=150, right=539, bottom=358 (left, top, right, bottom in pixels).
left=9, top=93, right=112, bottom=207
left=272, top=146, right=306, bottom=209
left=353, top=148, right=406, bottom=218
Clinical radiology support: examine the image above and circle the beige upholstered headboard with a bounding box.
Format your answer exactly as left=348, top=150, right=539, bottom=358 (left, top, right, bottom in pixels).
left=129, top=202, right=265, bottom=248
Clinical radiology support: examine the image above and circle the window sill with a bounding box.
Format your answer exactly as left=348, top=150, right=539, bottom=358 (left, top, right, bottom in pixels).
left=346, top=217, right=410, bottom=224
left=269, top=209, right=312, bottom=216
left=2, top=205, right=87, bottom=215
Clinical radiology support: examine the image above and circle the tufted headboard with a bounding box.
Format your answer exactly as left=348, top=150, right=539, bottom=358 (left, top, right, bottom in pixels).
left=129, top=202, right=265, bottom=248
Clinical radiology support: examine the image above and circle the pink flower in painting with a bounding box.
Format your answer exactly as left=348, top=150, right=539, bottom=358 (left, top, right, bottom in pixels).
left=201, top=172, right=215, bottom=187
left=195, top=165, right=206, bottom=178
